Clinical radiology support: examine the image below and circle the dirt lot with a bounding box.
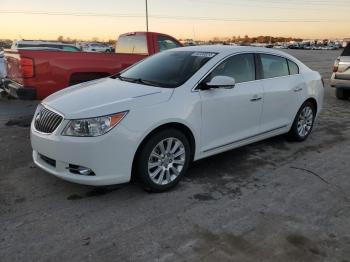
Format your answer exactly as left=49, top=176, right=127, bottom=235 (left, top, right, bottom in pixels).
left=1, top=50, right=349, bottom=262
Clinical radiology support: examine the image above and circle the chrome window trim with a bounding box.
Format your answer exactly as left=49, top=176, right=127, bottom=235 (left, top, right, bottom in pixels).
left=192, top=50, right=301, bottom=92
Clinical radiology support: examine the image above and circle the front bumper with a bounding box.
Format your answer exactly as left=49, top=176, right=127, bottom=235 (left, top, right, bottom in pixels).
left=1, top=78, right=37, bottom=99
left=30, top=118, right=138, bottom=186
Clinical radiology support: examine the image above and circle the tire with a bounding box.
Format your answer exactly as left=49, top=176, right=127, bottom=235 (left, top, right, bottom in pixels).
left=336, top=88, right=349, bottom=100
left=135, top=129, right=191, bottom=192
left=287, top=101, right=316, bottom=142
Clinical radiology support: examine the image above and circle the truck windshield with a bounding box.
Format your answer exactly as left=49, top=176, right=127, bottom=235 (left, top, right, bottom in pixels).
left=119, top=51, right=217, bottom=88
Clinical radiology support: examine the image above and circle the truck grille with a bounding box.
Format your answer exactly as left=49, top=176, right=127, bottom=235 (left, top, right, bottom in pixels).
left=34, top=106, right=63, bottom=134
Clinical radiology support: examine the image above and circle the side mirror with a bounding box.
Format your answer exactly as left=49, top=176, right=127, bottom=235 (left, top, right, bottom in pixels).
left=202, top=76, right=236, bottom=90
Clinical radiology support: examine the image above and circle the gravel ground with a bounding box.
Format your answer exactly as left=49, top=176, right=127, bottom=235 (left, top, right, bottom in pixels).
left=0, top=50, right=349, bottom=262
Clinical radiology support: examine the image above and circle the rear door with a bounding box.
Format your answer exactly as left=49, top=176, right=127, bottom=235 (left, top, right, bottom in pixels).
left=258, top=53, right=305, bottom=132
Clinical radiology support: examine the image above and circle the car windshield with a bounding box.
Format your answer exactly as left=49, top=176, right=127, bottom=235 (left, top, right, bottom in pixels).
left=118, top=51, right=217, bottom=88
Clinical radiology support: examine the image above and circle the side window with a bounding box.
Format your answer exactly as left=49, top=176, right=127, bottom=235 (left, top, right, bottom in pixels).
left=116, top=35, right=148, bottom=54
left=17, top=44, right=32, bottom=48
left=42, top=44, right=61, bottom=49
left=260, top=54, right=289, bottom=79
left=62, top=46, right=79, bottom=52
left=157, top=36, right=181, bottom=52
left=288, top=60, right=299, bottom=75
left=209, top=54, right=255, bottom=84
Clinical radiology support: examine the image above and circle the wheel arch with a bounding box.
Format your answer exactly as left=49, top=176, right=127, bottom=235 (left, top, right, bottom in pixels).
left=131, top=122, right=197, bottom=178
left=304, top=97, right=318, bottom=113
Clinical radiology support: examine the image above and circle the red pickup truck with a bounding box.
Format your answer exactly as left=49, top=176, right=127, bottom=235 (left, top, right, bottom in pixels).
left=2, top=32, right=182, bottom=99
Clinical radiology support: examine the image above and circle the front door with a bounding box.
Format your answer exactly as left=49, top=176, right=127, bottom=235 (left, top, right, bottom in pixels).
left=199, top=53, right=263, bottom=152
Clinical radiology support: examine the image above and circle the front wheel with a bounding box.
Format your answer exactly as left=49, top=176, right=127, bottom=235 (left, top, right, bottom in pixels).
left=135, top=129, right=191, bottom=192
left=288, top=101, right=316, bottom=141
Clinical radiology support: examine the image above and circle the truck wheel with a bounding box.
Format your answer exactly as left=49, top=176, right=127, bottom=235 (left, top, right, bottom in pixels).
left=135, top=129, right=191, bottom=192
left=336, top=88, right=349, bottom=100
left=288, top=101, right=316, bottom=142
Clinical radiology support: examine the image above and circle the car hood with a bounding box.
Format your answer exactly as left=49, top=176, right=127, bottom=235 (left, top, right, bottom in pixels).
left=43, top=78, right=174, bottom=119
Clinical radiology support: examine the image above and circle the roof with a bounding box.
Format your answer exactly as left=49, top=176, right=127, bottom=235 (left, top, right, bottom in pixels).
left=173, top=44, right=298, bottom=59
left=169, top=45, right=306, bottom=69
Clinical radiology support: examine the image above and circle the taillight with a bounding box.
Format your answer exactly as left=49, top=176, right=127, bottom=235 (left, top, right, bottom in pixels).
left=333, top=58, right=340, bottom=73
left=21, top=57, right=34, bottom=78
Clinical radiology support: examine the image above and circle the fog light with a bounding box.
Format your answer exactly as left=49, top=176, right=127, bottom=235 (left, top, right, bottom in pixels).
left=67, top=164, right=95, bottom=176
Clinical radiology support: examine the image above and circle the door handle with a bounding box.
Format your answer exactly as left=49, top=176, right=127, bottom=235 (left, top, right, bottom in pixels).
left=250, top=95, right=262, bottom=102
left=293, top=87, right=303, bottom=92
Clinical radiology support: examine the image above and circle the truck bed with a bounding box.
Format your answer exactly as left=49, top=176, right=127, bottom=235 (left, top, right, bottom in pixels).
left=4, top=50, right=146, bottom=99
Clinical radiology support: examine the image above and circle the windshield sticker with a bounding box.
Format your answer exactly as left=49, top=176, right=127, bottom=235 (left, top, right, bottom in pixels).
left=191, top=52, right=217, bottom=58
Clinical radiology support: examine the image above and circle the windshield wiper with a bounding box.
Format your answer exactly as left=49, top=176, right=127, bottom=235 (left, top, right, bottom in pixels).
left=113, top=75, right=163, bottom=87
left=111, top=74, right=135, bottom=82
left=136, top=79, right=163, bottom=87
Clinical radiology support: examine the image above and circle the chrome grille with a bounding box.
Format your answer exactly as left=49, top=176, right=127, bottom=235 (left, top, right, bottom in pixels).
left=34, top=106, right=63, bottom=134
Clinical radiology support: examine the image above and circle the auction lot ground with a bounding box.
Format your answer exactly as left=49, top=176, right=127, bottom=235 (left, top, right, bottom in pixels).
left=1, top=50, right=349, bottom=262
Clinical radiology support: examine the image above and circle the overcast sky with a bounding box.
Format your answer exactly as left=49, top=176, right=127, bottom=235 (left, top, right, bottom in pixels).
left=1, top=0, right=349, bottom=40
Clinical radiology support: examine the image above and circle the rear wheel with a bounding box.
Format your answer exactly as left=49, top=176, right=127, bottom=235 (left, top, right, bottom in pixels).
left=336, top=88, right=350, bottom=100
left=288, top=101, right=316, bottom=141
left=135, top=129, right=191, bottom=192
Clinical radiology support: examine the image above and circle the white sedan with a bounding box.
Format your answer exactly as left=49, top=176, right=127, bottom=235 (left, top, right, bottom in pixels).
left=30, top=46, right=324, bottom=192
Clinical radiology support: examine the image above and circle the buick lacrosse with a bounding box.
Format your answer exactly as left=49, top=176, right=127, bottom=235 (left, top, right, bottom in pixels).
left=31, top=46, right=324, bottom=192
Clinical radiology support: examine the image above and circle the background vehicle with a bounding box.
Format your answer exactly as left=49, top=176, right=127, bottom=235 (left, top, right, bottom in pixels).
left=3, top=32, right=182, bottom=99
left=331, top=43, right=350, bottom=100
left=31, top=46, right=324, bottom=192
left=0, top=49, right=6, bottom=91
left=11, top=40, right=80, bottom=52
left=82, top=43, right=113, bottom=53
left=0, top=50, right=6, bottom=79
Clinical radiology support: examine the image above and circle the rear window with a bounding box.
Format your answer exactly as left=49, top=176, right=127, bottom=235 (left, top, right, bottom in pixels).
left=116, top=35, right=148, bottom=54
left=288, top=60, right=299, bottom=75
left=260, top=54, right=289, bottom=79
left=341, top=43, right=350, bottom=56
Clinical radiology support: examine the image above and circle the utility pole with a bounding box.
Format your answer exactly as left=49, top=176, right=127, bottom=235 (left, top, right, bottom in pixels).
left=146, top=0, right=149, bottom=32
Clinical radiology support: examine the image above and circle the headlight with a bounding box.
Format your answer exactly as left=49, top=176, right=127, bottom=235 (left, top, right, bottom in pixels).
left=62, top=111, right=128, bottom=137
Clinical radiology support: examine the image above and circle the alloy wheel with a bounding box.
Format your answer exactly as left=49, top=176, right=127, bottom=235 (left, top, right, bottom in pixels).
left=297, top=106, right=314, bottom=137
left=147, top=137, right=186, bottom=186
